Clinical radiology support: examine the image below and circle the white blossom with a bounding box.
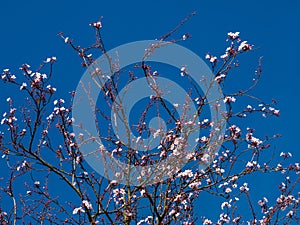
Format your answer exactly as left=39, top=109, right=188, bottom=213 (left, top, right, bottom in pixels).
left=227, top=31, right=240, bottom=40
left=209, top=56, right=217, bottom=63
left=177, top=169, right=193, bottom=178
left=82, top=200, right=93, bottom=210
left=73, top=206, right=85, bottom=214
left=247, top=105, right=252, bottom=110
left=203, top=219, right=213, bottom=224
left=20, top=82, right=27, bottom=90
left=90, top=21, right=102, bottom=29
left=239, top=183, right=249, bottom=192
left=224, top=96, right=236, bottom=103
left=238, top=41, right=252, bottom=52
left=215, top=73, right=226, bottom=82
left=221, top=201, right=231, bottom=210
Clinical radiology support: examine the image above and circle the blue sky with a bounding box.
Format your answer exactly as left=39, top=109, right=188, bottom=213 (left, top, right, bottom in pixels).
left=1, top=0, right=300, bottom=223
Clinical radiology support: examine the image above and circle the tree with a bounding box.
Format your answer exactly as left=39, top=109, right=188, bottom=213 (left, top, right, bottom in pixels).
left=0, top=13, right=299, bottom=225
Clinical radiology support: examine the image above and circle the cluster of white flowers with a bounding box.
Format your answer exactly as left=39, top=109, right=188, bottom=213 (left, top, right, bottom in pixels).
left=228, top=125, right=241, bottom=140
left=90, top=21, right=102, bottom=29
left=238, top=41, right=252, bottom=52
left=180, top=65, right=188, bottom=76
left=177, top=169, right=193, bottom=178
left=239, top=182, right=250, bottom=192
left=215, top=73, right=226, bottom=82
left=257, top=199, right=271, bottom=216
left=82, top=200, right=93, bottom=210
left=188, top=180, right=201, bottom=189
left=200, top=153, right=210, bottom=164
left=221, top=201, right=231, bottom=210
left=19, top=82, right=27, bottom=90
left=286, top=210, right=294, bottom=218
left=168, top=208, right=180, bottom=218
left=46, top=84, right=57, bottom=93
left=246, top=104, right=253, bottom=110
left=1, top=68, right=17, bottom=81
left=153, top=128, right=164, bottom=139
left=73, top=200, right=93, bottom=215
left=223, top=96, right=236, bottom=104
left=112, top=188, right=126, bottom=205
left=1, top=106, right=17, bottom=126
left=53, top=99, right=65, bottom=105
left=170, top=137, right=186, bottom=155
left=137, top=216, right=153, bottom=225
left=53, top=99, right=68, bottom=114
left=218, top=213, right=230, bottom=224
left=140, top=189, right=146, bottom=196
left=45, top=56, right=57, bottom=63
left=34, top=181, right=40, bottom=187
left=276, top=194, right=296, bottom=211
left=232, top=216, right=242, bottom=223
left=28, top=72, right=47, bottom=87
left=18, top=64, right=31, bottom=80
left=218, top=180, right=238, bottom=194
left=227, top=31, right=240, bottom=41
left=246, top=128, right=263, bottom=149
left=258, top=104, right=280, bottom=118
left=205, top=53, right=217, bottom=63
left=196, top=136, right=207, bottom=143
left=294, top=163, right=300, bottom=174
left=203, top=218, right=213, bottom=224
left=219, top=31, right=253, bottom=62
left=225, top=187, right=232, bottom=193
left=246, top=161, right=260, bottom=169
left=72, top=206, right=85, bottom=215
left=16, top=160, right=28, bottom=171
left=280, top=152, right=292, bottom=159
left=268, top=106, right=280, bottom=116
left=0, top=210, right=8, bottom=221
left=215, top=167, right=225, bottom=175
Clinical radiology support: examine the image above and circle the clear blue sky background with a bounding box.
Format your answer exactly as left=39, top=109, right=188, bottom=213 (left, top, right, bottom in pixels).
left=1, top=0, right=299, bottom=223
